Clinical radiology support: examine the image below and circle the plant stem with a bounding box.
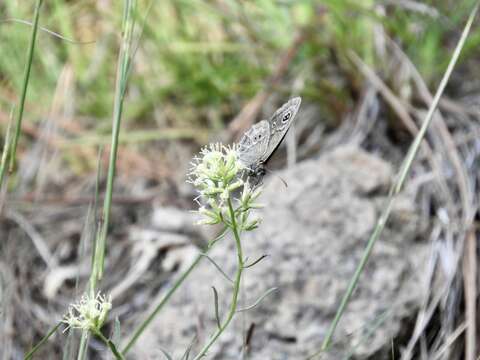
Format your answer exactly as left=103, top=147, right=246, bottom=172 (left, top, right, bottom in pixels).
left=93, top=330, right=125, bottom=360
left=0, top=108, right=14, bottom=186
left=78, top=2, right=135, bottom=358
left=309, top=2, right=480, bottom=358
left=9, top=0, right=43, bottom=172
left=76, top=331, right=89, bottom=360
left=121, top=227, right=228, bottom=354
left=192, top=198, right=244, bottom=360
left=23, top=322, right=61, bottom=360
left=90, top=0, right=136, bottom=292
left=122, top=248, right=205, bottom=353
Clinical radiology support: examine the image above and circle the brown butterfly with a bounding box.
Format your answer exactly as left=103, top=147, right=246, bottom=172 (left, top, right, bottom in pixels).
left=238, top=97, right=301, bottom=184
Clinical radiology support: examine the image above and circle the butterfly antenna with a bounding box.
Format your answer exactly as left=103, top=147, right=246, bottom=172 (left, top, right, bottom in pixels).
left=264, top=167, right=288, bottom=188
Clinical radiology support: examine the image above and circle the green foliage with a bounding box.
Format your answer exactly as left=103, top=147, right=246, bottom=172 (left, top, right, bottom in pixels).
left=1, top=1, right=479, bottom=135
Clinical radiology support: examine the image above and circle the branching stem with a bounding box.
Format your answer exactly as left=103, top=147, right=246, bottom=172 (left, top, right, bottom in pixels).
left=191, top=197, right=244, bottom=360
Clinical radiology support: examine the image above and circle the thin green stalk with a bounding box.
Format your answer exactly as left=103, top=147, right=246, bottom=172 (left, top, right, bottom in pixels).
left=76, top=331, right=89, bottom=360
left=122, top=250, right=204, bottom=353
left=23, top=322, right=62, bottom=360
left=90, top=0, right=136, bottom=291
left=9, top=0, right=43, bottom=172
left=79, top=2, right=136, bottom=358
left=309, top=3, right=479, bottom=358
left=74, top=150, right=103, bottom=359
left=0, top=108, right=14, bottom=186
left=122, top=227, right=228, bottom=354
left=191, top=198, right=244, bottom=360
left=93, top=330, right=125, bottom=360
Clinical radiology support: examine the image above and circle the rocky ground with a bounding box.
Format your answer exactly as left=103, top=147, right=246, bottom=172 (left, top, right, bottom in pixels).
left=133, top=146, right=429, bottom=359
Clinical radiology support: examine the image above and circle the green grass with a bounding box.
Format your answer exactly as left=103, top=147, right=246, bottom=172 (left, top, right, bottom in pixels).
left=2, top=1, right=479, bottom=153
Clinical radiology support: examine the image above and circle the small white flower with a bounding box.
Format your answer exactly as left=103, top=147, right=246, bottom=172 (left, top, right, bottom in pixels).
left=188, top=143, right=247, bottom=225
left=63, top=292, right=112, bottom=333
left=188, top=142, right=263, bottom=233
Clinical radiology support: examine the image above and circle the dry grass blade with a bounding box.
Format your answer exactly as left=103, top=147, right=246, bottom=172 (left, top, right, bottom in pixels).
left=388, top=38, right=477, bottom=359
left=349, top=52, right=455, bottom=211
left=431, top=323, right=467, bottom=360
left=5, top=209, right=56, bottom=268
left=463, top=229, right=477, bottom=360
left=0, top=18, right=96, bottom=44
left=308, top=2, right=480, bottom=357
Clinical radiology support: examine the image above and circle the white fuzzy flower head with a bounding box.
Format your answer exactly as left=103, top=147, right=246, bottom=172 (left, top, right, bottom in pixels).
left=188, top=143, right=244, bottom=193
left=187, top=144, right=244, bottom=224
left=63, top=292, right=112, bottom=333
left=187, top=143, right=263, bottom=231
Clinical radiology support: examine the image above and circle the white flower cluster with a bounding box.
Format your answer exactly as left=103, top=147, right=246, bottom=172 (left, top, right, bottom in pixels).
left=188, top=143, right=262, bottom=231
left=63, top=292, right=112, bottom=332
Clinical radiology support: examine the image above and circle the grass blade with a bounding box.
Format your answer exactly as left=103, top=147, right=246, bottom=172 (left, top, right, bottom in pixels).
left=78, top=2, right=137, bottom=358
left=9, top=0, right=43, bottom=172
left=90, top=0, right=136, bottom=290
left=0, top=107, right=15, bottom=187
left=309, top=2, right=480, bottom=357
left=24, top=322, right=61, bottom=360
left=180, top=336, right=197, bottom=360
left=158, top=348, right=174, bottom=360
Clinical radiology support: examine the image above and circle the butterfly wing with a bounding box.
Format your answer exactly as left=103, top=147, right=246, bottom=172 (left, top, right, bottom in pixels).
left=237, top=120, right=270, bottom=168
left=260, top=97, right=301, bottom=163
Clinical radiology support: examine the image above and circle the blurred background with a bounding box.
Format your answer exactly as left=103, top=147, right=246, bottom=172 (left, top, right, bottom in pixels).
left=0, top=1, right=479, bottom=359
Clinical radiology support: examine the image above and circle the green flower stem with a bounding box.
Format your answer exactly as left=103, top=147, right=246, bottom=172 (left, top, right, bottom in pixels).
left=192, top=198, right=244, bottom=360
left=122, top=248, right=205, bottom=354
left=93, top=330, right=125, bottom=360
left=122, top=227, right=228, bottom=355
left=91, top=0, right=136, bottom=291
left=76, top=331, right=89, bottom=360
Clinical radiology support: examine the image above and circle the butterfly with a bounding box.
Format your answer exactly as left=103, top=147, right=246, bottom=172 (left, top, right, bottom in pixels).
left=238, top=97, right=301, bottom=185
